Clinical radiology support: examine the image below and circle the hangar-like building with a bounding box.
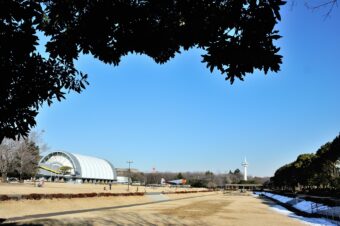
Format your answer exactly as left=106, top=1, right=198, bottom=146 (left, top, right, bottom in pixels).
left=38, top=151, right=117, bottom=183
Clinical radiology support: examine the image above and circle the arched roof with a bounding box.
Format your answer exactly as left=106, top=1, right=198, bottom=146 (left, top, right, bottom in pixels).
left=40, top=151, right=116, bottom=180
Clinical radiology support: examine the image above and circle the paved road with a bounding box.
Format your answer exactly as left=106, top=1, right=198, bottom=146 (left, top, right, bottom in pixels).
left=145, top=192, right=170, bottom=201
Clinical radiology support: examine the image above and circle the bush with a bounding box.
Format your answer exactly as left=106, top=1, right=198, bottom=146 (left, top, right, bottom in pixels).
left=0, top=191, right=145, bottom=202
left=0, top=195, right=10, bottom=201
left=22, top=193, right=43, bottom=200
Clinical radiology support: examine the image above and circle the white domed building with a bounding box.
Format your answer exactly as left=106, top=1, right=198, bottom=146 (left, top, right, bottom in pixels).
left=38, top=151, right=117, bottom=183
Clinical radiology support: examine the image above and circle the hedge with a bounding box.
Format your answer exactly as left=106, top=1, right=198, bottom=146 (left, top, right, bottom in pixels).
left=0, top=192, right=145, bottom=201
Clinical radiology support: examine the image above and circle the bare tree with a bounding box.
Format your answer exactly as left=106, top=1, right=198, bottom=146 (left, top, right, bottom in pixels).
left=14, top=138, right=39, bottom=181
left=0, top=131, right=43, bottom=183
left=0, top=139, right=18, bottom=182
left=29, top=130, right=49, bottom=154
left=130, top=172, right=145, bottom=183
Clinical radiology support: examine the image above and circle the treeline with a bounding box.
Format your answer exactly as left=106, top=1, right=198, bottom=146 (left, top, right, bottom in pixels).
left=0, top=132, right=41, bottom=182
left=270, top=133, right=340, bottom=193
left=131, top=169, right=268, bottom=188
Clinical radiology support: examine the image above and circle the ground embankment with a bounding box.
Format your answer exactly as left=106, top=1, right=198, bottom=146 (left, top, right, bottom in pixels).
left=257, top=191, right=340, bottom=222
left=260, top=190, right=340, bottom=207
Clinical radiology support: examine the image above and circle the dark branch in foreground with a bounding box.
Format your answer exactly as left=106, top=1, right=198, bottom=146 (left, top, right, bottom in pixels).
left=0, top=0, right=286, bottom=142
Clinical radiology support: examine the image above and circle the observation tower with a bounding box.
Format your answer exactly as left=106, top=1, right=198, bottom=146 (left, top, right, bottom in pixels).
left=241, top=158, right=248, bottom=181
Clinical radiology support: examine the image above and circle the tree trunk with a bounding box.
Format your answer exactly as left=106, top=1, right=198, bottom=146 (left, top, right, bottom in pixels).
left=0, top=135, right=4, bottom=145
left=19, top=172, right=23, bottom=183
left=1, top=172, right=7, bottom=183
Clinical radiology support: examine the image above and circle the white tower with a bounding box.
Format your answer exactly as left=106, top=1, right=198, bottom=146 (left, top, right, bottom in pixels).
left=241, top=158, right=248, bottom=181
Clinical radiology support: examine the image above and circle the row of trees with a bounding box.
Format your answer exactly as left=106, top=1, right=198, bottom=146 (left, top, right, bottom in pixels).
left=131, top=169, right=268, bottom=188
left=0, top=132, right=41, bottom=182
left=270, top=133, right=340, bottom=191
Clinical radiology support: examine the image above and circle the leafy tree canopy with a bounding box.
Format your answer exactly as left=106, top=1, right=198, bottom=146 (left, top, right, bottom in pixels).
left=205, top=170, right=214, bottom=176
left=59, top=165, right=72, bottom=175
left=271, top=133, right=340, bottom=190
left=0, top=1, right=87, bottom=142
left=0, top=0, right=286, bottom=142
left=233, top=168, right=241, bottom=174
left=176, top=172, right=184, bottom=179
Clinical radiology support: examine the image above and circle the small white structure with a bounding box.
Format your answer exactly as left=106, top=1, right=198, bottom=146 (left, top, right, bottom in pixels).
left=117, top=176, right=130, bottom=184
left=241, top=158, right=248, bottom=181
left=161, top=178, right=166, bottom=185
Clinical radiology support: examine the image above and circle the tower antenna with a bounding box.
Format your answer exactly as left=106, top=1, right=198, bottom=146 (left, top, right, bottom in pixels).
left=241, top=158, right=248, bottom=181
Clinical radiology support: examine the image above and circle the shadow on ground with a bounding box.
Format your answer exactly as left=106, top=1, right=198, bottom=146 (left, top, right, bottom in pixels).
left=3, top=211, right=196, bottom=226
left=258, top=197, right=278, bottom=207
left=2, top=194, right=228, bottom=226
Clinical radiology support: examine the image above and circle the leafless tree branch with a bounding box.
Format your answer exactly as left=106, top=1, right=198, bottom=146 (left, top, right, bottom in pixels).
left=304, top=0, right=338, bottom=19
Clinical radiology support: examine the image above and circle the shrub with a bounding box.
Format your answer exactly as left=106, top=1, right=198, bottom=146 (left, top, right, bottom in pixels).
left=22, top=193, right=43, bottom=200
left=0, top=195, right=10, bottom=201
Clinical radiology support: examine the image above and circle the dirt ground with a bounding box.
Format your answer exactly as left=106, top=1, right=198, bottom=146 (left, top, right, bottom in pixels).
left=0, top=182, right=204, bottom=195
left=1, top=192, right=307, bottom=226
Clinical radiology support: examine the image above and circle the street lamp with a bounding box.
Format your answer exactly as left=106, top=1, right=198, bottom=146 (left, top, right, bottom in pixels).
left=127, top=160, right=133, bottom=191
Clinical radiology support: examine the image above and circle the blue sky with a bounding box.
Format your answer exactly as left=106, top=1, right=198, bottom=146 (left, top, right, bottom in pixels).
left=35, top=3, right=340, bottom=176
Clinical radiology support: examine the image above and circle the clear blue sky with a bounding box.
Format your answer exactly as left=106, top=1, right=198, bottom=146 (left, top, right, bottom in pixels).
left=35, top=3, right=340, bottom=176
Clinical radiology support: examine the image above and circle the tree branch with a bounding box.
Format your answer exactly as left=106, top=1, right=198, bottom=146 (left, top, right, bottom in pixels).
left=304, top=0, right=338, bottom=19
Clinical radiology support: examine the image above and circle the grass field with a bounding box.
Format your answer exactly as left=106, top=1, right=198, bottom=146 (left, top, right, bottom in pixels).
left=0, top=183, right=308, bottom=225
left=0, top=192, right=307, bottom=225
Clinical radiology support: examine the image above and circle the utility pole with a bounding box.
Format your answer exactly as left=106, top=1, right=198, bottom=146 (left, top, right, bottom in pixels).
left=127, top=160, right=133, bottom=191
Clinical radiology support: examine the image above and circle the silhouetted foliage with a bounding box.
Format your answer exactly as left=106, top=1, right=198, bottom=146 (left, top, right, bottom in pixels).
left=233, top=168, right=241, bottom=174
left=189, top=179, right=207, bottom=188
left=0, top=1, right=88, bottom=142
left=1, top=0, right=286, bottom=142
left=238, top=179, right=257, bottom=184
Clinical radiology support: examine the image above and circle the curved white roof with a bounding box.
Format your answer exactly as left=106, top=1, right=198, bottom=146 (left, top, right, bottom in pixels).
left=72, top=153, right=115, bottom=180
left=40, top=151, right=116, bottom=180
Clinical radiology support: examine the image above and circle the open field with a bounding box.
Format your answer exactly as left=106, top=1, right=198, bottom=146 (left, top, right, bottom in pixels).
left=0, top=191, right=309, bottom=225
left=0, top=182, right=204, bottom=195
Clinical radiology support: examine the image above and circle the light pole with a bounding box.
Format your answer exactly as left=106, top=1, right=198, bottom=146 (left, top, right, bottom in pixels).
left=127, top=160, right=133, bottom=191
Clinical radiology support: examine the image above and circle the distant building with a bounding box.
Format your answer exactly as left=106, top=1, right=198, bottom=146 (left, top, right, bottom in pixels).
left=38, top=151, right=117, bottom=183
left=116, top=176, right=131, bottom=184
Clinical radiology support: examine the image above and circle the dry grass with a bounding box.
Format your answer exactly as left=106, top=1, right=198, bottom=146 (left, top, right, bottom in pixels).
left=160, top=199, right=231, bottom=218
left=0, top=196, right=149, bottom=218
left=3, top=192, right=308, bottom=226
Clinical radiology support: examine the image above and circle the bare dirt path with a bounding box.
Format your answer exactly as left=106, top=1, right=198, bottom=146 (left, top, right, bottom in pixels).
left=2, top=193, right=307, bottom=226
